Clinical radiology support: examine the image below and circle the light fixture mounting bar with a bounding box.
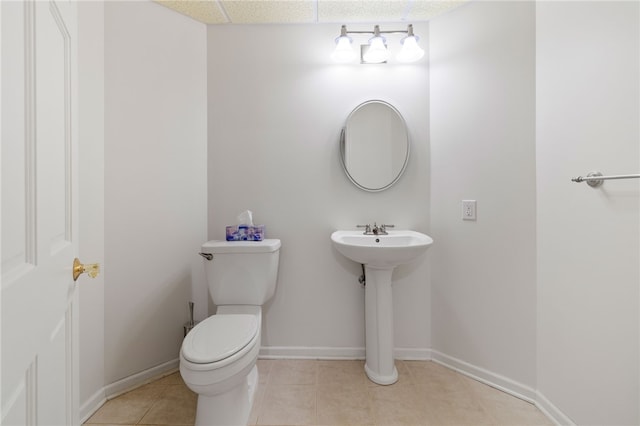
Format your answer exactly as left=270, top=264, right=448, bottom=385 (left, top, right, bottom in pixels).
left=340, top=24, right=416, bottom=36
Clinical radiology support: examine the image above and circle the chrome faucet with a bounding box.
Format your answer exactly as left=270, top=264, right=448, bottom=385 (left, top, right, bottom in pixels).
left=357, top=223, right=395, bottom=235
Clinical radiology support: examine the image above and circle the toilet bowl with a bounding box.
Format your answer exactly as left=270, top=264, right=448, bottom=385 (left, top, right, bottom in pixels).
left=180, top=239, right=280, bottom=426
left=180, top=308, right=261, bottom=426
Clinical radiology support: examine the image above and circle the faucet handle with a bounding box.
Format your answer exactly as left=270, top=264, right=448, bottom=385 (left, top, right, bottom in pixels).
left=357, top=224, right=371, bottom=234
left=380, top=224, right=395, bottom=232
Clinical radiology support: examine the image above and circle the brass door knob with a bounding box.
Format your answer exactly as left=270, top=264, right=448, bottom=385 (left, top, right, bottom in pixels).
left=73, top=258, right=100, bottom=281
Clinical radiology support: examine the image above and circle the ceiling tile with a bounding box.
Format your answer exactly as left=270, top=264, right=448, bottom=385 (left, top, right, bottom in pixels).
left=406, top=0, right=469, bottom=21
left=221, top=0, right=316, bottom=23
left=156, top=0, right=228, bottom=24
left=318, top=0, right=409, bottom=23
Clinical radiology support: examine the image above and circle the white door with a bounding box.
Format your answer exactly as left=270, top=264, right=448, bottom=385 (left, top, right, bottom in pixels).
left=1, top=0, right=81, bottom=424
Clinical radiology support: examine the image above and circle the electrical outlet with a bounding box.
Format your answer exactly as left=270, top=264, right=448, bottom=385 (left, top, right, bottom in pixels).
left=462, top=200, right=477, bottom=221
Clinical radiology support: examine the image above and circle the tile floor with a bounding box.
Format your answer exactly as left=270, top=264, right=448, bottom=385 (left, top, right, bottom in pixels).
left=84, top=359, right=553, bottom=426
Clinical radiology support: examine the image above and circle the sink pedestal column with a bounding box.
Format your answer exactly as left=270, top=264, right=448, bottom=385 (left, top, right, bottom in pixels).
left=363, top=265, right=397, bottom=385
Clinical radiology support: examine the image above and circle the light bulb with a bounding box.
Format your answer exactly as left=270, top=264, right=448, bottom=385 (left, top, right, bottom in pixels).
left=397, top=35, right=424, bottom=63
left=332, top=35, right=356, bottom=62
left=363, top=36, right=388, bottom=63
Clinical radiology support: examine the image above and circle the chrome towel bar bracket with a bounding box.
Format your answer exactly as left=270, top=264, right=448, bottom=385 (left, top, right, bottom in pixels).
left=571, top=171, right=640, bottom=188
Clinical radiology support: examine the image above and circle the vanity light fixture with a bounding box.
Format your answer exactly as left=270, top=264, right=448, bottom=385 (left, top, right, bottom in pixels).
left=332, top=24, right=424, bottom=64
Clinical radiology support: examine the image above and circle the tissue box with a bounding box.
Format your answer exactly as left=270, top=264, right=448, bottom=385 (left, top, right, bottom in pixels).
left=226, top=225, right=265, bottom=241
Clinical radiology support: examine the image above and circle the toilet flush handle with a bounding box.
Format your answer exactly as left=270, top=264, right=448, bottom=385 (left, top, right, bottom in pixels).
left=199, top=253, right=213, bottom=261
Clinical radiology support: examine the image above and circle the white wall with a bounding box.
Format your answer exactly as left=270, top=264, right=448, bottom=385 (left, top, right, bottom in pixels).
left=104, top=1, right=207, bottom=384
left=536, top=2, right=640, bottom=424
left=77, top=0, right=105, bottom=417
left=429, top=1, right=537, bottom=394
left=206, top=24, right=432, bottom=357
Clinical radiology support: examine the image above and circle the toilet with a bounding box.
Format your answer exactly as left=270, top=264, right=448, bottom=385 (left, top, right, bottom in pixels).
left=180, top=239, right=281, bottom=426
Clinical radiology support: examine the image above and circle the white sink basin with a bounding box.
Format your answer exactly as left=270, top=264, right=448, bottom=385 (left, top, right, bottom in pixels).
left=331, top=230, right=433, bottom=269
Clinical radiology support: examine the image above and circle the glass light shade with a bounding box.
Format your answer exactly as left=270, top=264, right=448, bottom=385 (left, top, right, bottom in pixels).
left=332, top=36, right=356, bottom=62
left=363, top=36, right=388, bottom=63
left=397, top=36, right=424, bottom=63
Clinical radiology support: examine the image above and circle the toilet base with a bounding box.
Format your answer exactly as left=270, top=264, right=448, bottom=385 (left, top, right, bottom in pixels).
left=195, top=365, right=258, bottom=426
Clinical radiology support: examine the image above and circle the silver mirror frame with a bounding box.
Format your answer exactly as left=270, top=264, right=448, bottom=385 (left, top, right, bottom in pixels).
left=339, top=100, right=410, bottom=192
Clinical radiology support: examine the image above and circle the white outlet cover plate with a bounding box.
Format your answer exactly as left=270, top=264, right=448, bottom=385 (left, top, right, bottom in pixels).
left=462, top=200, right=477, bottom=220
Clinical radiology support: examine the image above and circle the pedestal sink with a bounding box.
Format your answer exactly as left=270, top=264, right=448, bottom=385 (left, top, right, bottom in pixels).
left=331, top=230, right=433, bottom=385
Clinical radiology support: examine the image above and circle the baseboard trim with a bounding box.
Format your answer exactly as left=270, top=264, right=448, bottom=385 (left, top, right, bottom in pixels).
left=535, top=390, right=576, bottom=426
left=259, top=346, right=365, bottom=359
left=259, top=346, right=432, bottom=361
left=80, top=359, right=179, bottom=423
left=79, top=388, right=106, bottom=424
left=104, top=358, right=179, bottom=398
left=431, top=351, right=575, bottom=425
left=395, top=347, right=432, bottom=360
left=431, top=350, right=537, bottom=402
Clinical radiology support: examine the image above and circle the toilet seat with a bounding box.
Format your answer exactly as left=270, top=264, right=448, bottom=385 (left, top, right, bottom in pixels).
left=182, top=314, right=258, bottom=364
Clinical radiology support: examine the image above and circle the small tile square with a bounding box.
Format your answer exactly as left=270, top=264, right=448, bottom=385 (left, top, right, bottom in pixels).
left=267, top=359, right=318, bottom=385
left=139, top=383, right=197, bottom=425
left=317, top=382, right=373, bottom=425
left=256, top=384, right=316, bottom=425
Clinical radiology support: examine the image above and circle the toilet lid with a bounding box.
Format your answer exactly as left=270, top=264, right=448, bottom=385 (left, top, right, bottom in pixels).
left=182, top=314, right=258, bottom=364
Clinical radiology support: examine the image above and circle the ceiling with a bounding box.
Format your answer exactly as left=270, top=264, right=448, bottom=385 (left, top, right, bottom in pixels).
left=154, top=0, right=470, bottom=25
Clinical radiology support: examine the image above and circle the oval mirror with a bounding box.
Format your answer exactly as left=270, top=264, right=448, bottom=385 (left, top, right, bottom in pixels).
left=340, top=100, right=409, bottom=192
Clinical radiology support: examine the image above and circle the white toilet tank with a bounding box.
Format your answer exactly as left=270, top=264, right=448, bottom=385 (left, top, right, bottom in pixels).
left=200, top=239, right=281, bottom=306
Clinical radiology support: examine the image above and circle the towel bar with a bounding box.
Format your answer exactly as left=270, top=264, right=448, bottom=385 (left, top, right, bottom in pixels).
left=571, top=171, right=640, bottom=187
